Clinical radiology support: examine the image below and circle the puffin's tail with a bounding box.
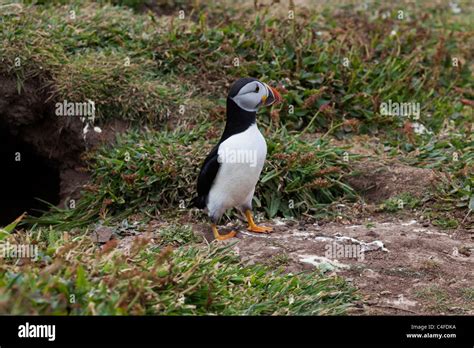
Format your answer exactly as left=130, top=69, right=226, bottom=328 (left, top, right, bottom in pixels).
left=190, top=196, right=206, bottom=209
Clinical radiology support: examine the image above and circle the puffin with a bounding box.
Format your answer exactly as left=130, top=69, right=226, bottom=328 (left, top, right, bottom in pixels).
left=191, top=77, right=282, bottom=240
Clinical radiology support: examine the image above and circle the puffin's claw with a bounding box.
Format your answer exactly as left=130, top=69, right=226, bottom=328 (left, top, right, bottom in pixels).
left=211, top=224, right=237, bottom=241
left=247, top=225, right=273, bottom=233
left=245, top=209, right=273, bottom=234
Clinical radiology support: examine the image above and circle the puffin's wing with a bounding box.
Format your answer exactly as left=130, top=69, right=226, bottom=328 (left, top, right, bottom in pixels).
left=192, top=144, right=221, bottom=208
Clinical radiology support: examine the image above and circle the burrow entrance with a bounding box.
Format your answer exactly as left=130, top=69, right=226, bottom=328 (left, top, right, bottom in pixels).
left=0, top=75, right=102, bottom=225
left=1, top=124, right=60, bottom=224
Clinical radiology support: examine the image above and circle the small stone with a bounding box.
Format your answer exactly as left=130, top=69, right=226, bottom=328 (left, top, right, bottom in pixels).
left=91, top=226, right=114, bottom=243
left=362, top=269, right=379, bottom=278
left=366, top=230, right=379, bottom=238
left=458, top=246, right=471, bottom=257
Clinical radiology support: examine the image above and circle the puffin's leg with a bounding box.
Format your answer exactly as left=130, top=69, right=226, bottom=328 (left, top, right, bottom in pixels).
left=211, top=224, right=237, bottom=241
left=245, top=209, right=273, bottom=233
left=209, top=208, right=237, bottom=240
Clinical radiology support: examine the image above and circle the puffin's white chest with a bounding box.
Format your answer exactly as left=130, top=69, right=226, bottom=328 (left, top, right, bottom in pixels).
left=207, top=123, right=267, bottom=211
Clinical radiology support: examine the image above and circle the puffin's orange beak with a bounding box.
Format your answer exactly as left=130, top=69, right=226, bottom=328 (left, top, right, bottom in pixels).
left=263, top=83, right=282, bottom=106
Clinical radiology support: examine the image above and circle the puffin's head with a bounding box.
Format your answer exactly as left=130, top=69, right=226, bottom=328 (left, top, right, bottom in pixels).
left=228, top=77, right=282, bottom=112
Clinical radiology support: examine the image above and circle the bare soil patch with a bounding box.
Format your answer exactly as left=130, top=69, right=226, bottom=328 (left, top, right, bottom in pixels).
left=347, top=158, right=439, bottom=203
left=192, top=217, right=473, bottom=315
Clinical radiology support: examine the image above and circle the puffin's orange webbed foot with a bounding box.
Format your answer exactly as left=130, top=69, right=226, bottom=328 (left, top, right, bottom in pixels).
left=211, top=224, right=237, bottom=241
left=247, top=225, right=273, bottom=233
left=245, top=210, right=273, bottom=234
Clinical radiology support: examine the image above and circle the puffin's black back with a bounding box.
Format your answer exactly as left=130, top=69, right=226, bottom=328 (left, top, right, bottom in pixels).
left=191, top=78, right=258, bottom=208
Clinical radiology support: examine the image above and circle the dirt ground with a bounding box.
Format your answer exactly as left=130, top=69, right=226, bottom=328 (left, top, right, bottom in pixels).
left=191, top=214, right=473, bottom=315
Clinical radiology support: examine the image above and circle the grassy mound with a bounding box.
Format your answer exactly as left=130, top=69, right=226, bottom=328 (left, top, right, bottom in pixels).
left=2, top=1, right=472, bottom=132
left=1, top=1, right=210, bottom=122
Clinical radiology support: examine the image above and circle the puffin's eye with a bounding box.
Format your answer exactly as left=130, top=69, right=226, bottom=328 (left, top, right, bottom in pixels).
left=255, top=85, right=260, bottom=93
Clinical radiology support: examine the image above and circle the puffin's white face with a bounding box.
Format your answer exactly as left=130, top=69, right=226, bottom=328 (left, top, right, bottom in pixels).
left=230, top=80, right=271, bottom=112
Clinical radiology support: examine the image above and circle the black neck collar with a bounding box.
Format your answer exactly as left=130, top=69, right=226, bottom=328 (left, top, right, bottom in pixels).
left=219, top=98, right=256, bottom=144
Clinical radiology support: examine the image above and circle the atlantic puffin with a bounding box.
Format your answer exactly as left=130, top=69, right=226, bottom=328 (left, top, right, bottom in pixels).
left=192, top=77, right=282, bottom=240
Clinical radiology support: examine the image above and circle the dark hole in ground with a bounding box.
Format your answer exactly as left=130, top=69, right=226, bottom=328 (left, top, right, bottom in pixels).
left=0, top=124, right=60, bottom=225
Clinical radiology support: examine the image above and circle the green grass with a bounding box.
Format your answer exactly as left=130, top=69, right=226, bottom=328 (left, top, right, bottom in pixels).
left=380, top=192, right=421, bottom=212
left=0, top=1, right=211, bottom=123
left=401, top=133, right=473, bottom=211
left=2, top=1, right=472, bottom=131
left=432, top=217, right=459, bottom=230
left=28, top=125, right=358, bottom=229
left=414, top=285, right=451, bottom=312
left=268, top=253, right=291, bottom=268
left=0, top=226, right=356, bottom=315
left=158, top=224, right=199, bottom=246
left=462, top=288, right=474, bottom=301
